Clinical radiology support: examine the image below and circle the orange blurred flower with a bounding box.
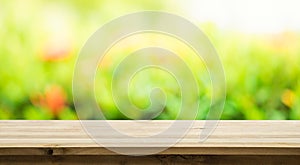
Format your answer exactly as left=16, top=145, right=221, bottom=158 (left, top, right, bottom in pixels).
left=31, top=85, right=67, bottom=117
left=39, top=7, right=73, bottom=62
left=39, top=38, right=72, bottom=62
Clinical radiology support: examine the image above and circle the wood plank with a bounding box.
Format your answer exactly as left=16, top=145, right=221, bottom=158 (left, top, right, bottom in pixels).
left=0, top=120, right=300, bottom=155
left=0, top=155, right=299, bottom=165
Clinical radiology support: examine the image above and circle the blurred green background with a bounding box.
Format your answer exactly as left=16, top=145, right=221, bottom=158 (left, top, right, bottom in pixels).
left=1, top=0, right=300, bottom=120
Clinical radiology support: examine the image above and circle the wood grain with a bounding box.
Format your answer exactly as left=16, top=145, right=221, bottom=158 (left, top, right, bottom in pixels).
left=0, top=155, right=299, bottom=165
left=0, top=120, right=299, bottom=156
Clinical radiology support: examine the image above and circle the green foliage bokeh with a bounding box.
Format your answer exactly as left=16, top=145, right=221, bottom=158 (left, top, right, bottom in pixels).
left=0, top=0, right=300, bottom=119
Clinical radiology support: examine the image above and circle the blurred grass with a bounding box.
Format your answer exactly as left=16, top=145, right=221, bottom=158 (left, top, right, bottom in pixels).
left=0, top=0, right=300, bottom=119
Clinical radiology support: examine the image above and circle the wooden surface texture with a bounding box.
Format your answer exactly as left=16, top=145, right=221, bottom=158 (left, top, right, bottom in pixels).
left=0, top=120, right=299, bottom=164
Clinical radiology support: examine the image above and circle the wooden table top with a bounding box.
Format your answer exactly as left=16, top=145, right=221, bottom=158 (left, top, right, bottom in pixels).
left=0, top=120, right=300, bottom=156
